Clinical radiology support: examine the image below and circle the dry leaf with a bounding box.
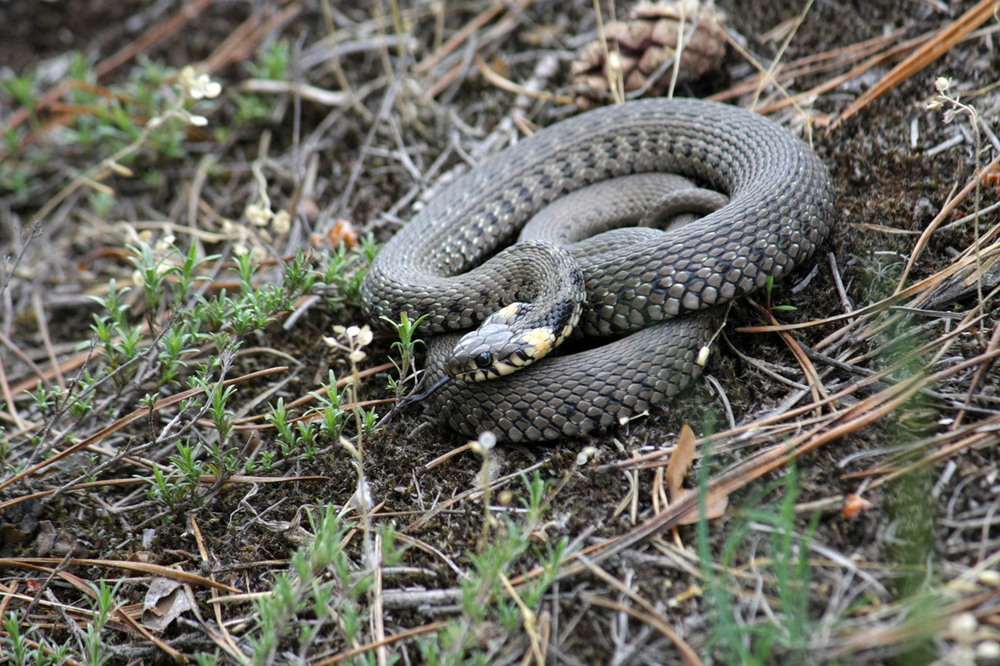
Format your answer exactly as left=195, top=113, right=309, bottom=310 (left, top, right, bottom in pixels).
left=673, top=488, right=728, bottom=525
left=665, top=424, right=728, bottom=524
left=842, top=493, right=872, bottom=519
left=141, top=577, right=193, bottom=631
left=666, top=424, right=697, bottom=501
left=311, top=218, right=359, bottom=250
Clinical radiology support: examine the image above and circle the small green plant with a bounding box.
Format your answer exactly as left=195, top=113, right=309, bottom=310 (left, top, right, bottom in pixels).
left=1, top=609, right=73, bottom=665
left=245, top=504, right=377, bottom=665
left=698, top=453, right=820, bottom=665
left=380, top=312, right=427, bottom=395
left=282, top=250, right=317, bottom=299
left=142, top=465, right=187, bottom=508
left=158, top=326, right=199, bottom=388
left=127, top=241, right=179, bottom=323
left=192, top=650, right=222, bottom=666
left=312, top=370, right=347, bottom=441
left=250, top=41, right=292, bottom=81
left=2, top=72, right=40, bottom=122
left=138, top=435, right=211, bottom=508
left=82, top=581, right=122, bottom=666
left=419, top=470, right=570, bottom=663
left=263, top=398, right=319, bottom=460
left=234, top=41, right=293, bottom=124
left=764, top=275, right=797, bottom=315
left=266, top=397, right=296, bottom=455
left=319, top=236, right=378, bottom=311
left=1, top=611, right=34, bottom=665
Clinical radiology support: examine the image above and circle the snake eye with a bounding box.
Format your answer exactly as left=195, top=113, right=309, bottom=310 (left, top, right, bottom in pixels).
left=475, top=352, right=493, bottom=369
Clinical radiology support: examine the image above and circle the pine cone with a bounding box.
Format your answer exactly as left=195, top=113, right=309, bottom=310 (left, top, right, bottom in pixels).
left=571, top=1, right=727, bottom=109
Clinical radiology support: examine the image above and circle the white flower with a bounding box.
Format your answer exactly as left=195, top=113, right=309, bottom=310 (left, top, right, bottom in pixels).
left=327, top=324, right=373, bottom=357
left=155, top=229, right=176, bottom=253
left=479, top=431, right=496, bottom=449
left=179, top=65, right=222, bottom=100
left=272, top=210, right=291, bottom=234
left=934, top=76, right=951, bottom=93
left=245, top=203, right=270, bottom=227
left=343, top=325, right=374, bottom=347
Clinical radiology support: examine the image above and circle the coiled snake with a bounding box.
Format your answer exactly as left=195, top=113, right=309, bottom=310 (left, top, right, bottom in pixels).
left=361, top=98, right=834, bottom=442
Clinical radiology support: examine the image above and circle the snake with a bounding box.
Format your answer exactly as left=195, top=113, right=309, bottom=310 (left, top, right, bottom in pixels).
left=360, top=98, right=834, bottom=442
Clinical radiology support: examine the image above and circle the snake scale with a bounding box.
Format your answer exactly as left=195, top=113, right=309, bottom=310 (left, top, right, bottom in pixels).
left=361, top=98, right=834, bottom=442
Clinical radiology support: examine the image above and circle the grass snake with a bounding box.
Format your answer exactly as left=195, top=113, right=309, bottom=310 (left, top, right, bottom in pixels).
left=361, top=98, right=834, bottom=442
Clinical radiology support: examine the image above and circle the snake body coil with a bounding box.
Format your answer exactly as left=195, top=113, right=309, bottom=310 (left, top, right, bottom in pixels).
left=361, top=98, right=834, bottom=442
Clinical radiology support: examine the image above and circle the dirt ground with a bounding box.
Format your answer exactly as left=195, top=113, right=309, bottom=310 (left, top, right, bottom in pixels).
left=2, top=0, right=1000, bottom=663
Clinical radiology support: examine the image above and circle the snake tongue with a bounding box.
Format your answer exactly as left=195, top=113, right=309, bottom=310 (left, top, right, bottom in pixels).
left=398, top=375, right=452, bottom=409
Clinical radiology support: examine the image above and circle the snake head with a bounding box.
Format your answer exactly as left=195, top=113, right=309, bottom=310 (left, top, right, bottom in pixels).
left=444, top=303, right=568, bottom=381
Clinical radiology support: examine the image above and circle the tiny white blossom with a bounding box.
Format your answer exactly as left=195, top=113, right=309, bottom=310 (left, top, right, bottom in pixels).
left=470, top=430, right=497, bottom=456
left=346, top=325, right=373, bottom=346
left=155, top=229, right=176, bottom=253
left=272, top=210, right=291, bottom=234
left=179, top=65, right=222, bottom=100
left=245, top=203, right=270, bottom=227
left=934, top=76, right=951, bottom=93
left=326, top=324, right=373, bottom=360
